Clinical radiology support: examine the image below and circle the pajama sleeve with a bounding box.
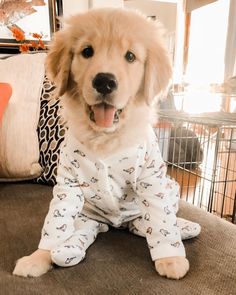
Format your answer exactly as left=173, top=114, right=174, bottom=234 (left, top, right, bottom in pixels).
left=38, top=139, right=84, bottom=250
left=136, top=134, right=186, bottom=261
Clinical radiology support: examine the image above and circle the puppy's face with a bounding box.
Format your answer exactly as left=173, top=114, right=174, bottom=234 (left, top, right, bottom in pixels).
left=46, top=8, right=172, bottom=133
left=70, top=33, right=146, bottom=130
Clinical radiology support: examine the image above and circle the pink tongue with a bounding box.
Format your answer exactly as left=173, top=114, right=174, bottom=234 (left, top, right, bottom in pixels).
left=92, top=104, right=117, bottom=128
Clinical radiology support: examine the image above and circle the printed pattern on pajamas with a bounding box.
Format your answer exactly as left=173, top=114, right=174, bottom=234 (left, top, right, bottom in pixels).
left=38, top=127, right=201, bottom=267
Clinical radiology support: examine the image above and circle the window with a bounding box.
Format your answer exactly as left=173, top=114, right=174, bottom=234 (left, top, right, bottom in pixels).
left=173, top=0, right=231, bottom=113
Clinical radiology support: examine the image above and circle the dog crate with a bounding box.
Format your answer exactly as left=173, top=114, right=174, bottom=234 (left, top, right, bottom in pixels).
left=155, top=110, right=236, bottom=224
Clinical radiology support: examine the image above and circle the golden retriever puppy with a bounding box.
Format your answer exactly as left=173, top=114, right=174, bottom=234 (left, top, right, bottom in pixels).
left=13, top=8, right=199, bottom=279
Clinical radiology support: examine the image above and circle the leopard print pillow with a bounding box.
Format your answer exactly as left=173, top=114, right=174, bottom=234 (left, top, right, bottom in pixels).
left=36, top=76, right=66, bottom=185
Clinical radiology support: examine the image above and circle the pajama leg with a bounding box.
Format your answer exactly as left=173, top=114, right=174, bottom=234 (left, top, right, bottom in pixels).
left=128, top=216, right=146, bottom=238
left=51, top=215, right=109, bottom=267
left=128, top=216, right=201, bottom=240
left=176, top=217, right=201, bottom=240
left=164, top=181, right=201, bottom=240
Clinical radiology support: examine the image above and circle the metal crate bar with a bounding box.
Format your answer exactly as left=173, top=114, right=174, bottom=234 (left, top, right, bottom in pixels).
left=155, top=110, right=236, bottom=223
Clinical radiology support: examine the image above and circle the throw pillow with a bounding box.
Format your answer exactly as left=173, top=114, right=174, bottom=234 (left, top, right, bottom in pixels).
left=0, top=53, right=46, bottom=181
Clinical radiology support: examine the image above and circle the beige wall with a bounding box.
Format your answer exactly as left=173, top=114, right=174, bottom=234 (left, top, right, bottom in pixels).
left=62, top=0, right=123, bottom=16
left=89, top=0, right=123, bottom=8
left=62, top=0, right=89, bottom=16
left=62, top=0, right=177, bottom=31
left=124, top=0, right=177, bottom=33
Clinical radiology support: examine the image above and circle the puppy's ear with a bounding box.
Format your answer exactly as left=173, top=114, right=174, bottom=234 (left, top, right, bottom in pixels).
left=45, top=31, right=73, bottom=96
left=144, top=38, right=172, bottom=105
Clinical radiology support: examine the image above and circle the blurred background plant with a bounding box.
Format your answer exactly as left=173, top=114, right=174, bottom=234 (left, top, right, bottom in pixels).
left=10, top=25, right=46, bottom=53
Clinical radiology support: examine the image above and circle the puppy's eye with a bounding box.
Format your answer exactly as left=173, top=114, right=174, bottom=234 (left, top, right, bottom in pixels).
left=125, top=51, right=136, bottom=63
left=81, top=46, right=94, bottom=58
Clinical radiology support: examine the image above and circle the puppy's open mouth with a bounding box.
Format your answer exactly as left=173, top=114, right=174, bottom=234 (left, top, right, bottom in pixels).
left=88, top=103, right=122, bottom=128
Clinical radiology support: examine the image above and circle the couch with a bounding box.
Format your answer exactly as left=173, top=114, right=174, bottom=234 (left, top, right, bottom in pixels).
left=1, top=182, right=236, bottom=295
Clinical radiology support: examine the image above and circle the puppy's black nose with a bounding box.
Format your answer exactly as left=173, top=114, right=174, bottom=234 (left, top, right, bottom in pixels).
left=92, top=73, right=117, bottom=95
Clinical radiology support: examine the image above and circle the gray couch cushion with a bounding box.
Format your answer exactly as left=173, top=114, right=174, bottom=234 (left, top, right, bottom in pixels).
left=0, top=183, right=236, bottom=294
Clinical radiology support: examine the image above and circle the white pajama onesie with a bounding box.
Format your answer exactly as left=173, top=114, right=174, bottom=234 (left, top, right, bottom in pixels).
left=38, top=127, right=200, bottom=267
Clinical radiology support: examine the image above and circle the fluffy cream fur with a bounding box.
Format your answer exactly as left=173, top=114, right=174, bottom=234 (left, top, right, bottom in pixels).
left=45, top=8, right=172, bottom=155
left=13, top=8, right=190, bottom=279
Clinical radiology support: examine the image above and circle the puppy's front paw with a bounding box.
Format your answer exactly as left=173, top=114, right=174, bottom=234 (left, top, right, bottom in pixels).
left=155, top=256, right=189, bottom=279
left=13, top=249, right=52, bottom=278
